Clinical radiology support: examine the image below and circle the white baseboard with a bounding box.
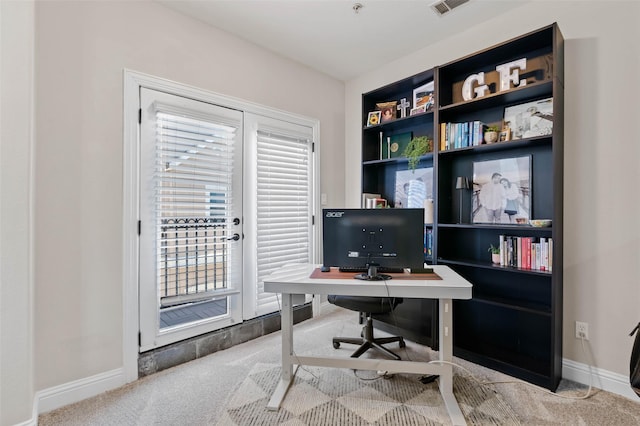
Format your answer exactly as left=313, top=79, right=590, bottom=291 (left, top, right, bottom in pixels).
left=36, top=368, right=126, bottom=415
left=562, top=358, right=637, bottom=401
left=12, top=403, right=37, bottom=426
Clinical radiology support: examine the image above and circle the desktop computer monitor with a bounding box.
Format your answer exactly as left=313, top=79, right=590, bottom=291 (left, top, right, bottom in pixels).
left=322, top=208, right=425, bottom=280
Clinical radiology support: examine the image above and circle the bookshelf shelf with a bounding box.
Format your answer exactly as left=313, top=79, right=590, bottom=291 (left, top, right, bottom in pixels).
left=468, top=295, right=553, bottom=316
left=438, top=135, right=552, bottom=156
left=437, top=222, right=553, bottom=232
left=437, top=258, right=553, bottom=276
left=361, top=23, right=563, bottom=391
left=439, top=80, right=554, bottom=113
left=362, top=111, right=433, bottom=132
left=362, top=153, right=433, bottom=166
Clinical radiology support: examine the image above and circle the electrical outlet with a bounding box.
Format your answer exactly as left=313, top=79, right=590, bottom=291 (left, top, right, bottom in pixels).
left=575, top=321, right=589, bottom=340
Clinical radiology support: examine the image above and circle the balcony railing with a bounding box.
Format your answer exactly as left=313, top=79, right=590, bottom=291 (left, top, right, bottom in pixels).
left=159, top=217, right=229, bottom=308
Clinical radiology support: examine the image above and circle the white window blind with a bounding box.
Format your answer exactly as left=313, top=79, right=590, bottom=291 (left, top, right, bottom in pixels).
left=255, top=128, right=313, bottom=314
left=154, top=106, right=240, bottom=306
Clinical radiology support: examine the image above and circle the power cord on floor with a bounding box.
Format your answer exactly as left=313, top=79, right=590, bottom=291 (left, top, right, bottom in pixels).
left=352, top=368, right=393, bottom=381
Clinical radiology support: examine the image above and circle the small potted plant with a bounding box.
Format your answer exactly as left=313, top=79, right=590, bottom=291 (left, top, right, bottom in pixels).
left=488, top=244, right=500, bottom=264
left=403, top=135, right=433, bottom=171
left=484, top=125, right=500, bottom=144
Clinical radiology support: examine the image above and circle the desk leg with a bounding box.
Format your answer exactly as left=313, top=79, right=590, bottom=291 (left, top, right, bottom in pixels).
left=267, top=293, right=295, bottom=410
left=439, top=298, right=466, bottom=426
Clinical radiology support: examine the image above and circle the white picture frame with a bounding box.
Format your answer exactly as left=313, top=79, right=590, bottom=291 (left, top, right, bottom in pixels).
left=503, top=98, right=553, bottom=139
left=412, top=81, right=434, bottom=112
left=367, top=111, right=381, bottom=127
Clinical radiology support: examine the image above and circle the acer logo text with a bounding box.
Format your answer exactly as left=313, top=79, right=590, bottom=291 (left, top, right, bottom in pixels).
left=325, top=211, right=344, bottom=218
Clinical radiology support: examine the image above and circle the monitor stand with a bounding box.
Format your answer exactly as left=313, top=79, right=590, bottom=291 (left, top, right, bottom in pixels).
left=354, top=263, right=392, bottom=281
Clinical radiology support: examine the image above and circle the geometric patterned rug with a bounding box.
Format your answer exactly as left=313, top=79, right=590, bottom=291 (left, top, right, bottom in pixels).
left=216, top=362, right=521, bottom=425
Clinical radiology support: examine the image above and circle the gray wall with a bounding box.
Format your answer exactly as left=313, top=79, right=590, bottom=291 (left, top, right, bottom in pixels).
left=0, top=2, right=35, bottom=424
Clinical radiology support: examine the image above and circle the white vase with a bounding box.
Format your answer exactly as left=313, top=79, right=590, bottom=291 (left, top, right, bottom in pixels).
left=484, top=131, right=498, bottom=144
left=491, top=253, right=500, bottom=264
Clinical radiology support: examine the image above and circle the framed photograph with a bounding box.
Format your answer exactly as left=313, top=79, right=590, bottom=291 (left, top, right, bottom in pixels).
left=367, top=111, right=381, bottom=127
left=394, top=167, right=433, bottom=209
left=503, top=98, right=553, bottom=139
left=410, top=105, right=427, bottom=116
left=413, top=81, right=435, bottom=112
left=376, top=101, right=397, bottom=123
left=499, top=128, right=511, bottom=142
left=472, top=156, right=531, bottom=224
left=373, top=198, right=387, bottom=208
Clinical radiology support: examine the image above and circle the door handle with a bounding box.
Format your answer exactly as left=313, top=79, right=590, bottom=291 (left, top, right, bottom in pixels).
left=227, top=233, right=240, bottom=241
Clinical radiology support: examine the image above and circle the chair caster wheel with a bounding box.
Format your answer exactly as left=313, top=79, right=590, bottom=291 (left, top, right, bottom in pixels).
left=333, top=342, right=340, bottom=349
left=399, top=340, right=406, bottom=348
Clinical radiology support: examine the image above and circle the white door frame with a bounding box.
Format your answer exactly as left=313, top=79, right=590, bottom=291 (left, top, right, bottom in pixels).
left=122, top=69, right=321, bottom=383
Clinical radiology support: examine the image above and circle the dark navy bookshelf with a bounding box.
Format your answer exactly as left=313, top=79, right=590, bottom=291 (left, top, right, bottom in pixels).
left=362, top=23, right=564, bottom=391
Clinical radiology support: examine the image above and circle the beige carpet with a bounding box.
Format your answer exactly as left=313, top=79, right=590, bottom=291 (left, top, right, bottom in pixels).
left=40, top=306, right=640, bottom=425
left=217, top=363, right=519, bottom=425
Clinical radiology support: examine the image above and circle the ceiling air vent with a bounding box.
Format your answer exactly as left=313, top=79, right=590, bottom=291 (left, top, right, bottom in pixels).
left=430, top=0, right=470, bottom=16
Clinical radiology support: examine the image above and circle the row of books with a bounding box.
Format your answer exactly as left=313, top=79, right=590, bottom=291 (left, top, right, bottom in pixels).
left=498, top=235, right=552, bottom=271
left=439, top=121, right=485, bottom=151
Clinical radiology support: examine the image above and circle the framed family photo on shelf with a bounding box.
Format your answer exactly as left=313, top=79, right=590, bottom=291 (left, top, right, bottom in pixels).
left=376, top=101, right=397, bottom=123
left=472, top=156, right=531, bottom=224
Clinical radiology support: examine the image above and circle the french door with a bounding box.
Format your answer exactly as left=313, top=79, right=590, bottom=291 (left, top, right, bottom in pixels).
left=139, top=88, right=243, bottom=351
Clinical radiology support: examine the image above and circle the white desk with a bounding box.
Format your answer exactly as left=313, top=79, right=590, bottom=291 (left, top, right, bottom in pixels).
left=264, top=263, right=473, bottom=426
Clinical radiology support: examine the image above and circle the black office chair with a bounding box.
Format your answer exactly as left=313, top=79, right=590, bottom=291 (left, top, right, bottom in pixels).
left=328, top=295, right=405, bottom=360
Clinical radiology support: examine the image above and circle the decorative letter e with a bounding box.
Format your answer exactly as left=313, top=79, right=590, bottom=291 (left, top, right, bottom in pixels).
left=496, top=58, right=527, bottom=92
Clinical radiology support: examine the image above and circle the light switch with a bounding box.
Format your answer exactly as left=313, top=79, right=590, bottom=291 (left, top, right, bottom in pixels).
left=321, top=193, right=328, bottom=205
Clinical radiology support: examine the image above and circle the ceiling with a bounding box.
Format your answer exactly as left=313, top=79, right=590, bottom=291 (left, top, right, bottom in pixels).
left=157, top=0, right=530, bottom=81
